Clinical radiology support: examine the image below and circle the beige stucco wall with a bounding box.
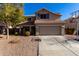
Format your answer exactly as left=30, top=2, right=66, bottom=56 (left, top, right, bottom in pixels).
left=50, top=13, right=61, bottom=21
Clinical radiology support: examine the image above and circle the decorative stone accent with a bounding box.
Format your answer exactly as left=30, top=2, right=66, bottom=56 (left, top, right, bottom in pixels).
left=36, top=26, right=39, bottom=35
left=61, top=25, right=65, bottom=35
left=36, top=32, right=39, bottom=36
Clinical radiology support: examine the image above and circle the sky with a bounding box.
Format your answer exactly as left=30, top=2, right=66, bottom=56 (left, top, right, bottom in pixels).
left=23, top=3, right=79, bottom=20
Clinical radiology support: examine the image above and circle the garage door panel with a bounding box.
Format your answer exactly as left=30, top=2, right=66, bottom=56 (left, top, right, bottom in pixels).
left=39, top=26, right=61, bottom=35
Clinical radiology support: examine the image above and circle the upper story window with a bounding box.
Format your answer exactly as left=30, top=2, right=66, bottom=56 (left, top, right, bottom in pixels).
left=38, top=14, right=49, bottom=19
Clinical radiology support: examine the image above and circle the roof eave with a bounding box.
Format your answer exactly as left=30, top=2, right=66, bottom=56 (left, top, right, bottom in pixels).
left=35, top=8, right=62, bottom=16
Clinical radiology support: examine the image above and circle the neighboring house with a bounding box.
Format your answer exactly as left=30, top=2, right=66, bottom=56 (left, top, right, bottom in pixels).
left=17, top=8, right=65, bottom=35
left=65, top=17, right=76, bottom=29
left=64, top=16, right=79, bottom=34
left=65, top=16, right=79, bottom=29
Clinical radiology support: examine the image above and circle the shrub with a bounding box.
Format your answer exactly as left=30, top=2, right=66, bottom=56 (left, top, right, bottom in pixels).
left=15, top=32, right=18, bottom=36
left=65, top=28, right=75, bottom=35
left=25, top=31, right=30, bottom=36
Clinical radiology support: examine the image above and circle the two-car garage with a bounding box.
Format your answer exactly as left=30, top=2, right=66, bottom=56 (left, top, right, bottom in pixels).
left=37, top=26, right=62, bottom=35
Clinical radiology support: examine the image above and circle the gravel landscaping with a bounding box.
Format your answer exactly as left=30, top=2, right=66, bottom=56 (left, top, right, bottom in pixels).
left=0, top=35, right=38, bottom=56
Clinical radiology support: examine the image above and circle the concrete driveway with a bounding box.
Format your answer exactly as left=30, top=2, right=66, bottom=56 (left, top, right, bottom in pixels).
left=38, top=36, right=79, bottom=56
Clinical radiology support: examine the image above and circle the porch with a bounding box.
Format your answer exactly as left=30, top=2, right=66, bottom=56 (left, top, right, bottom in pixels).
left=14, top=25, right=36, bottom=36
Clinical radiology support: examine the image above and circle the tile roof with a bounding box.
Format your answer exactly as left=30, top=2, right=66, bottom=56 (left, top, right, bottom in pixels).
left=35, top=19, right=64, bottom=24
left=16, top=21, right=34, bottom=27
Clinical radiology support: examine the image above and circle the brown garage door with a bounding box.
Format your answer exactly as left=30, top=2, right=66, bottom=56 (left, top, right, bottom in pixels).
left=39, top=26, right=61, bottom=35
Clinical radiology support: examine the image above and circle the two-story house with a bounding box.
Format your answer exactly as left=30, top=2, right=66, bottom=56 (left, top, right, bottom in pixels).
left=35, top=8, right=65, bottom=35
left=16, top=8, right=65, bottom=35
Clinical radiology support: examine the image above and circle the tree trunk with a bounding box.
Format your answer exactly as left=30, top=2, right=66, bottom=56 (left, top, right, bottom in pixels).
left=6, top=27, right=9, bottom=39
